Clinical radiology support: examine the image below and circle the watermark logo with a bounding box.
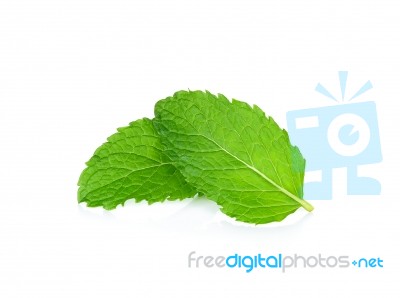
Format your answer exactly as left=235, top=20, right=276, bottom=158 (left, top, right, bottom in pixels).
left=188, top=251, right=384, bottom=273
left=286, top=71, right=382, bottom=200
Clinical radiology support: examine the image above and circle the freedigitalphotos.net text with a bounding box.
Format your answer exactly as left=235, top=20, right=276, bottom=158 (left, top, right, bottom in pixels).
left=188, top=251, right=383, bottom=273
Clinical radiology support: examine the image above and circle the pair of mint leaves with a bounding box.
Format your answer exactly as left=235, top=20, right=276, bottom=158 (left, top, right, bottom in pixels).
left=78, top=90, right=313, bottom=224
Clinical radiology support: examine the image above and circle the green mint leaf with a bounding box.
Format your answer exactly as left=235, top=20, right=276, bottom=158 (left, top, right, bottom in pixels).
left=154, top=90, right=313, bottom=224
left=78, top=118, right=196, bottom=210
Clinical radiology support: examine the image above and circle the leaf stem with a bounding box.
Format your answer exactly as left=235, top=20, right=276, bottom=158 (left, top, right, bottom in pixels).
left=285, top=191, right=314, bottom=212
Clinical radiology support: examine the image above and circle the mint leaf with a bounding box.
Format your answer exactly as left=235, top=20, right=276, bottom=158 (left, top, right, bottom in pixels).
left=78, top=118, right=196, bottom=209
left=154, top=90, right=313, bottom=224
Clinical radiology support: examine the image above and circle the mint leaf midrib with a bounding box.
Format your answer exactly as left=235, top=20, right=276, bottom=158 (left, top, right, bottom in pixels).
left=177, top=131, right=312, bottom=211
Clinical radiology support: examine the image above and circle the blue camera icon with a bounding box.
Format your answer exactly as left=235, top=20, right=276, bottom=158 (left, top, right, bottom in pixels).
left=287, top=101, right=382, bottom=200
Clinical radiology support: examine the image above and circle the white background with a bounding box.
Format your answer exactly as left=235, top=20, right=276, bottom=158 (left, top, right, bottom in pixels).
left=1, top=1, right=399, bottom=297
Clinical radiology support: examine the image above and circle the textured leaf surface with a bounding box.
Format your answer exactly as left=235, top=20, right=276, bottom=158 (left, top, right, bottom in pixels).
left=154, top=90, right=313, bottom=224
left=78, top=118, right=196, bottom=209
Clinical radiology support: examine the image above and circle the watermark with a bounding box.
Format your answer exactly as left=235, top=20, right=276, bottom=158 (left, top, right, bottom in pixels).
left=286, top=71, right=382, bottom=200
left=188, top=251, right=384, bottom=273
